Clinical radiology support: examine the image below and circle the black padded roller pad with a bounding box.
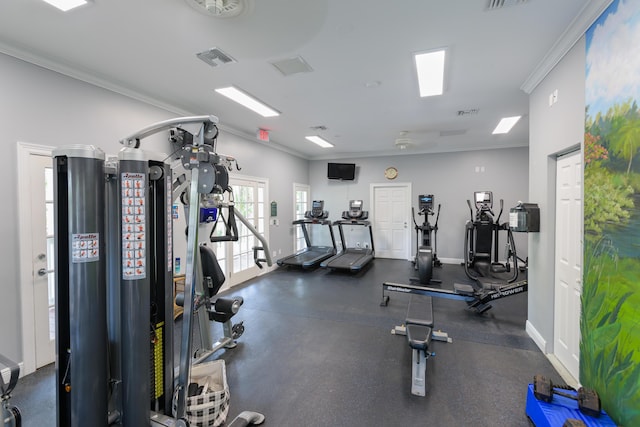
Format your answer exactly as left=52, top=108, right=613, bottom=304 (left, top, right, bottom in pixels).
left=406, top=324, right=432, bottom=351
left=200, top=244, right=226, bottom=297
left=405, top=296, right=434, bottom=327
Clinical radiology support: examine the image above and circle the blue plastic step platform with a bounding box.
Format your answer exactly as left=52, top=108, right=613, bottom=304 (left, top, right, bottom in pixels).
left=526, top=384, right=617, bottom=427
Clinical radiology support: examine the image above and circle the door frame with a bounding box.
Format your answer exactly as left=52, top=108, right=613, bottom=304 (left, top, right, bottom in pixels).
left=17, top=141, right=54, bottom=376
left=369, top=182, right=412, bottom=260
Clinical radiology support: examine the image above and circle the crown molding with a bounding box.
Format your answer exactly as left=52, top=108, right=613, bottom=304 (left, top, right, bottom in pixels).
left=521, top=0, right=614, bottom=94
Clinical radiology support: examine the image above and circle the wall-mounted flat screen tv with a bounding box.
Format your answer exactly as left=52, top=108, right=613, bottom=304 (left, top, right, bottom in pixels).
left=327, top=162, right=356, bottom=180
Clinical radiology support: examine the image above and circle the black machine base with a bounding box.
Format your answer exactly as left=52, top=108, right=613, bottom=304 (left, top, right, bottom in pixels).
left=381, top=279, right=528, bottom=313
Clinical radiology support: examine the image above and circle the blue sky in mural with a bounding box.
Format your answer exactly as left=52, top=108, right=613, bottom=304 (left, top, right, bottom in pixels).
left=586, top=0, right=640, bottom=117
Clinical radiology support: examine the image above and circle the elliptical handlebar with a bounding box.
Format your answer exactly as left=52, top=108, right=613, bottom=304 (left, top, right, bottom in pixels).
left=411, top=206, right=420, bottom=229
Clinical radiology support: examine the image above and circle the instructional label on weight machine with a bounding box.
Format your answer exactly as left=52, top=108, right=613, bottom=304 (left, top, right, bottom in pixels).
left=121, top=172, right=146, bottom=280
left=71, top=233, right=99, bottom=262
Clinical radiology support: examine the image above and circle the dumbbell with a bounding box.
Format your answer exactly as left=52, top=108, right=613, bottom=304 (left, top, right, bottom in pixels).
left=533, top=374, right=601, bottom=417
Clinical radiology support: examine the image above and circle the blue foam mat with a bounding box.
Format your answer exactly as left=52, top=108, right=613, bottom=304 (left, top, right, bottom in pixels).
left=525, top=384, right=617, bottom=426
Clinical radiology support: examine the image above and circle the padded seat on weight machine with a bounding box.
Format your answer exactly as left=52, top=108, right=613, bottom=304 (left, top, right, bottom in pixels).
left=405, top=296, right=434, bottom=327
left=405, top=296, right=434, bottom=350
left=406, top=324, right=432, bottom=351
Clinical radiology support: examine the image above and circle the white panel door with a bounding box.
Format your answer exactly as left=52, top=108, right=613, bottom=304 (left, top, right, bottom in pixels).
left=371, top=183, right=410, bottom=259
left=554, top=150, right=582, bottom=381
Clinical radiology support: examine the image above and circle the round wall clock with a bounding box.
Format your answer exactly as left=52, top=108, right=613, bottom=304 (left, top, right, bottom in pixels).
left=384, top=167, right=398, bottom=180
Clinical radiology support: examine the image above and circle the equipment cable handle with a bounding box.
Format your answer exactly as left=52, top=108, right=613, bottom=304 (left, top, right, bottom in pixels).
left=0, top=353, right=20, bottom=397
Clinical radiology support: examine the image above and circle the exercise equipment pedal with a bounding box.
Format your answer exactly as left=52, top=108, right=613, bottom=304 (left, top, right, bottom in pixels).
left=533, top=374, right=601, bottom=417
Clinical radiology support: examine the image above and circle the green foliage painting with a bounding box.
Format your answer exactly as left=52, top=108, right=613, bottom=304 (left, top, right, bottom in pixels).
left=583, top=0, right=640, bottom=424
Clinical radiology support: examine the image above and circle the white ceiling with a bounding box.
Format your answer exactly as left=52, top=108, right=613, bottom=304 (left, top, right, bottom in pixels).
left=0, top=0, right=599, bottom=159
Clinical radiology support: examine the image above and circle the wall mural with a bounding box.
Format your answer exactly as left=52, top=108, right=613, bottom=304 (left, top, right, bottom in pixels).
left=583, top=0, right=640, bottom=424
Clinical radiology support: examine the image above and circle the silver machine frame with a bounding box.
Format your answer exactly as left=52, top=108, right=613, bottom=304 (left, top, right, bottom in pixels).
left=53, top=116, right=271, bottom=426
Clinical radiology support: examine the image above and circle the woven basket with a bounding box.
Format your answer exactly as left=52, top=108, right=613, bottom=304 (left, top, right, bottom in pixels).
left=173, top=360, right=230, bottom=427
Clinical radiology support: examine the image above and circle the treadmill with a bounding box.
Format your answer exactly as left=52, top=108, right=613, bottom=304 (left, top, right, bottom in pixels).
left=277, top=200, right=337, bottom=269
left=321, top=200, right=375, bottom=272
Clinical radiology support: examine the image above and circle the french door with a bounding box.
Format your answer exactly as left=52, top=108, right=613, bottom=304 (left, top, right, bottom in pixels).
left=293, top=183, right=310, bottom=252
left=209, top=176, right=268, bottom=290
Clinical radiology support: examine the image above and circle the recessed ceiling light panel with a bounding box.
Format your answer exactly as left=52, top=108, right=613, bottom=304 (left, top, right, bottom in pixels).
left=492, top=116, right=521, bottom=134
left=415, top=48, right=447, bottom=97
left=215, top=86, right=279, bottom=117
left=305, top=136, right=334, bottom=148
left=41, top=0, right=89, bottom=12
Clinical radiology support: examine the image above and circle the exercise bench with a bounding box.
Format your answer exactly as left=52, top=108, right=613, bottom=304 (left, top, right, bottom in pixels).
left=391, top=295, right=450, bottom=396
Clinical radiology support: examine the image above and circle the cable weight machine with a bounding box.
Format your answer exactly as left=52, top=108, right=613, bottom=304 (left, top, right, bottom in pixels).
left=53, top=116, right=270, bottom=427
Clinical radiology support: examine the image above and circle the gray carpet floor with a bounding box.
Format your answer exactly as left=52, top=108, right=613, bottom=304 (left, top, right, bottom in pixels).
left=10, top=259, right=561, bottom=426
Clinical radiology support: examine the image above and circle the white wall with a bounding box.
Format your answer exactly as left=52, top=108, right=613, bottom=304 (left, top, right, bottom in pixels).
left=309, top=147, right=529, bottom=262
left=527, top=38, right=585, bottom=352
left=0, top=52, right=308, bottom=363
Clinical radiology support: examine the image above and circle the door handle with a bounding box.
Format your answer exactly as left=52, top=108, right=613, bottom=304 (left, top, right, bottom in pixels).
left=38, top=268, right=55, bottom=276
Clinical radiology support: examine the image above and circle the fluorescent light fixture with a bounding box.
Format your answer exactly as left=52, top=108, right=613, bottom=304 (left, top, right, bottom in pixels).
left=305, top=136, right=334, bottom=148
left=41, top=0, right=89, bottom=11
left=492, top=116, right=522, bottom=134
left=215, top=86, right=280, bottom=117
left=414, top=49, right=446, bottom=97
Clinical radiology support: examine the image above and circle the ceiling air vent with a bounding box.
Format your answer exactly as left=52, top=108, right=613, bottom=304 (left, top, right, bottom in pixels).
left=270, top=56, right=314, bottom=76
left=185, top=0, right=248, bottom=18
left=486, top=0, right=528, bottom=10
left=196, top=47, right=237, bottom=68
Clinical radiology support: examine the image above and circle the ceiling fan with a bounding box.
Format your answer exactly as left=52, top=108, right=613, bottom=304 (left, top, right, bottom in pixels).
left=185, top=0, right=250, bottom=18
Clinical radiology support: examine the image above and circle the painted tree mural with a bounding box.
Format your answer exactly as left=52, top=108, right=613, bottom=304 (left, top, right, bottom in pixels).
left=583, top=1, right=640, bottom=424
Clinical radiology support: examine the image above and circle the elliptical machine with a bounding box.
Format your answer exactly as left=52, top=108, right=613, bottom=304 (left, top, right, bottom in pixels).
left=464, top=191, right=518, bottom=285
left=411, top=194, right=441, bottom=285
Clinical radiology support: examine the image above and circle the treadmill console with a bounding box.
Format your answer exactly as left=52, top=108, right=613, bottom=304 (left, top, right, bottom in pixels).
left=306, top=200, right=329, bottom=220
left=418, top=194, right=434, bottom=213
left=474, top=191, right=493, bottom=211
left=342, top=200, right=368, bottom=220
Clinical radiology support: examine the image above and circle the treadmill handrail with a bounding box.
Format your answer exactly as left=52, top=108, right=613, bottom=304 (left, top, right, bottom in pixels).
left=293, top=218, right=332, bottom=225
left=332, top=219, right=371, bottom=227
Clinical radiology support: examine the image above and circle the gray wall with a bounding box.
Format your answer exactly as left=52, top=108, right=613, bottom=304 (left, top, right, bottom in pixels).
left=309, top=147, right=529, bottom=262
left=0, top=52, right=308, bottom=363
left=527, top=38, right=585, bottom=351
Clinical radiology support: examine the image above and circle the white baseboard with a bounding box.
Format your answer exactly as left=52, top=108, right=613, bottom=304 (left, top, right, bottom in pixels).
left=526, top=320, right=547, bottom=353
left=439, top=257, right=464, bottom=265
left=545, top=353, right=580, bottom=389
